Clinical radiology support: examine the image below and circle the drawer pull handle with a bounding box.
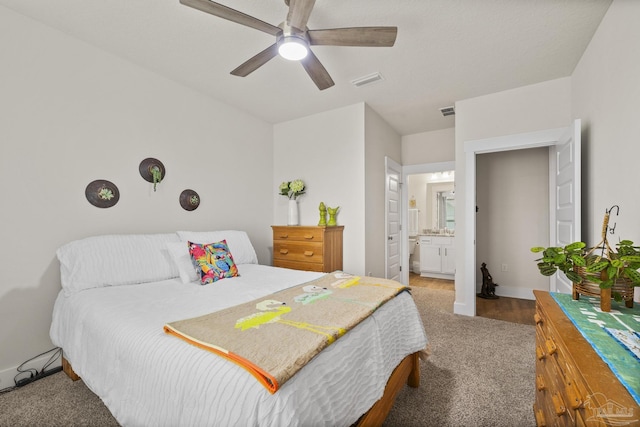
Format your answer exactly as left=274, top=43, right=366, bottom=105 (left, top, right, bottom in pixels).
left=565, top=380, right=582, bottom=409
left=303, top=234, right=315, bottom=240
left=545, top=338, right=557, bottom=355
left=279, top=234, right=289, bottom=239
left=304, top=251, right=314, bottom=257
left=534, top=408, right=546, bottom=426
left=279, top=249, right=289, bottom=255
left=536, top=374, right=546, bottom=391
left=551, top=392, right=566, bottom=416
left=534, top=313, right=542, bottom=324
left=536, top=346, right=546, bottom=360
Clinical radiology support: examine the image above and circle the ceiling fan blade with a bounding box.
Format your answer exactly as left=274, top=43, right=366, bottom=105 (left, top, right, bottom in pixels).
left=230, top=43, right=279, bottom=77
left=308, top=27, right=397, bottom=47
left=180, top=0, right=281, bottom=36
left=301, top=50, right=334, bottom=90
left=287, top=0, right=316, bottom=31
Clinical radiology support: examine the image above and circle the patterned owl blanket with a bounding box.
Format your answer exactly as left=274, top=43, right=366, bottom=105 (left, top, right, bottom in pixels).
left=164, top=272, right=408, bottom=393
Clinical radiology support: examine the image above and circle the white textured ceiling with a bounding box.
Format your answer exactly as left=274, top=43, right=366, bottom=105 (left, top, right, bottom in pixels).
left=0, top=0, right=612, bottom=135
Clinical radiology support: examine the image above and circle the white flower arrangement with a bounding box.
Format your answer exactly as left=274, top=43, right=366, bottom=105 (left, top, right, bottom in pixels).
left=279, top=179, right=306, bottom=200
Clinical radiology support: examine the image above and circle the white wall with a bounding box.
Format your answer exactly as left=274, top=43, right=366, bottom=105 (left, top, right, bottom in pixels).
left=407, top=175, right=430, bottom=232
left=572, top=0, right=640, bottom=301
left=364, top=105, right=401, bottom=278
left=273, top=104, right=366, bottom=274
left=402, top=127, right=455, bottom=165
left=0, top=7, right=274, bottom=384
left=572, top=0, right=640, bottom=246
left=272, top=103, right=400, bottom=278
left=454, top=77, right=572, bottom=314
left=476, top=148, right=550, bottom=299
left=401, top=128, right=456, bottom=284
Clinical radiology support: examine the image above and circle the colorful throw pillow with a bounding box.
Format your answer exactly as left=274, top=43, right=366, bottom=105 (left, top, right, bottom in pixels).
left=188, top=240, right=239, bottom=285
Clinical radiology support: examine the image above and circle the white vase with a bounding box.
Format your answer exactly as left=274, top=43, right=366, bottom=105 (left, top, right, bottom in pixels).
left=288, top=199, right=299, bottom=226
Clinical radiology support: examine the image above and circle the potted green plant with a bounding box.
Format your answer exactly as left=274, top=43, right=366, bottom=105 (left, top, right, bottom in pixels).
left=530, top=209, right=640, bottom=311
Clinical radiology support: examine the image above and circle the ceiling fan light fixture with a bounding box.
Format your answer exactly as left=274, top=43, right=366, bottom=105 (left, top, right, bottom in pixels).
left=278, top=35, right=308, bottom=61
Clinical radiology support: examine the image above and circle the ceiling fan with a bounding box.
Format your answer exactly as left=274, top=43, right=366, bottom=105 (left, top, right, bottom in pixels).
left=179, top=0, right=398, bottom=90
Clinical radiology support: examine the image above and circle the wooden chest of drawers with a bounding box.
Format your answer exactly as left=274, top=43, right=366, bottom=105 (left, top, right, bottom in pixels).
left=272, top=225, right=344, bottom=272
left=533, top=290, right=639, bottom=426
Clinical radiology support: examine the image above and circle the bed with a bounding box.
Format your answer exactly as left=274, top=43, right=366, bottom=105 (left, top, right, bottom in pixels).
left=50, top=231, right=428, bottom=426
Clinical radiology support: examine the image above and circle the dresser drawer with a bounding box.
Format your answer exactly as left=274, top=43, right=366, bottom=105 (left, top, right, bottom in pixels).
left=272, top=259, right=325, bottom=272
left=271, top=226, right=343, bottom=273
left=272, top=227, right=324, bottom=242
left=273, top=241, right=324, bottom=264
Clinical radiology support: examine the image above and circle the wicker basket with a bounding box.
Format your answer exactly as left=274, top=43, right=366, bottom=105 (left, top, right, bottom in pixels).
left=572, top=266, right=635, bottom=312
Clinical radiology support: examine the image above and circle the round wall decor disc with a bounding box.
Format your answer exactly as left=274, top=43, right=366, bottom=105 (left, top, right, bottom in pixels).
left=85, top=180, right=120, bottom=208
left=139, top=158, right=166, bottom=183
left=180, top=189, right=200, bottom=211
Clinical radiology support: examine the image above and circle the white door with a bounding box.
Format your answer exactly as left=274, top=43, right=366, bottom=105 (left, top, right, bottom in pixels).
left=385, top=158, right=402, bottom=280
left=551, top=119, right=581, bottom=293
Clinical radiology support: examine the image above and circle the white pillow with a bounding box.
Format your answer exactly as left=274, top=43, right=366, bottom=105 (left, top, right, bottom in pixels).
left=57, top=233, right=181, bottom=295
left=166, top=241, right=199, bottom=284
left=176, top=230, right=259, bottom=265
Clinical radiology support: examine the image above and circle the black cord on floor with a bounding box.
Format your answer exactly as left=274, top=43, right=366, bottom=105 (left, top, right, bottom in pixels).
left=14, top=347, right=63, bottom=387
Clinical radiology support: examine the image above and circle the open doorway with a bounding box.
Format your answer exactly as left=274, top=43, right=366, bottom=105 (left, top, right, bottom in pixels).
left=401, top=161, right=455, bottom=286
left=473, top=148, right=548, bottom=324
left=476, top=147, right=550, bottom=300
left=457, top=120, right=581, bottom=317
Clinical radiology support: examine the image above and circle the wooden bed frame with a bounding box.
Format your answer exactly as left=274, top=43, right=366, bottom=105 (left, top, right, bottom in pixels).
left=62, top=351, right=420, bottom=427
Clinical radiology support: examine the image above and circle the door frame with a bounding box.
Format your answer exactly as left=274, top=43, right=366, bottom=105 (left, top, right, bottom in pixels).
left=400, top=161, right=455, bottom=285
left=459, top=123, right=579, bottom=316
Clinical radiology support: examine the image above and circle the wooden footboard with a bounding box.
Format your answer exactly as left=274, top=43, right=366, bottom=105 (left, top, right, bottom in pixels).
left=62, top=356, right=80, bottom=381
left=355, top=351, right=421, bottom=427
left=62, top=351, right=420, bottom=426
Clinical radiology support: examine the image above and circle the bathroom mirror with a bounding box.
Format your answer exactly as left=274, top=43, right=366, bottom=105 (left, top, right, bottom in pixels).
left=407, top=170, right=455, bottom=234
left=436, top=190, right=455, bottom=230
left=425, top=179, right=455, bottom=232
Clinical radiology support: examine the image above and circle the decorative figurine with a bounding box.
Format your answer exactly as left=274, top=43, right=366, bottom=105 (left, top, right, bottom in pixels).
left=327, top=206, right=340, bottom=226
left=478, top=262, right=499, bottom=299
left=318, top=202, right=327, bottom=226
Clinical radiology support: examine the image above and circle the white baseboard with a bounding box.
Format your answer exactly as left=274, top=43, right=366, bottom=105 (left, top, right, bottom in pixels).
left=494, top=284, right=536, bottom=300
left=476, top=282, right=536, bottom=300
left=420, top=272, right=455, bottom=280
left=0, top=354, right=62, bottom=390
left=453, top=300, right=474, bottom=316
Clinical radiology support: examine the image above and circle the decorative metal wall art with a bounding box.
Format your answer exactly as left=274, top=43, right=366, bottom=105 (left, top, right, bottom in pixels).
left=85, top=179, right=120, bottom=208
left=139, top=158, right=166, bottom=191
left=179, top=189, right=200, bottom=211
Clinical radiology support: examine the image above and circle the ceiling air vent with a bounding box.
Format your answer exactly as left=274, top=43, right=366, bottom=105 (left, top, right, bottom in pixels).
left=351, top=72, right=384, bottom=88
left=439, top=106, right=455, bottom=117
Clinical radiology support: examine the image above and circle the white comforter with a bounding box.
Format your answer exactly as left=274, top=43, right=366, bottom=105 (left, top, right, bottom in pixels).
left=50, top=265, right=427, bottom=427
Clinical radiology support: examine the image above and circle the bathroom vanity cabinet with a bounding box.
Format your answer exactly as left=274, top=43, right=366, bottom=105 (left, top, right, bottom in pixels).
left=419, top=235, right=455, bottom=279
